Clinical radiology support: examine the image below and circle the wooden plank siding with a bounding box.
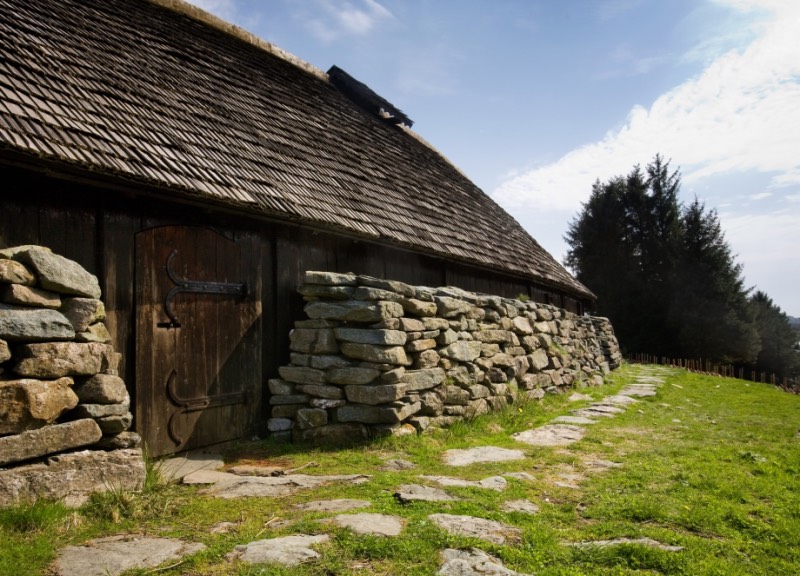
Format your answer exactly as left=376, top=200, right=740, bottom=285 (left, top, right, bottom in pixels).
left=1, top=166, right=590, bottom=449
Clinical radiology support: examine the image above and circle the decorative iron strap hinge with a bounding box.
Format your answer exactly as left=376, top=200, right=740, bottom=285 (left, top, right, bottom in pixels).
left=158, top=249, right=248, bottom=328
left=165, top=369, right=249, bottom=445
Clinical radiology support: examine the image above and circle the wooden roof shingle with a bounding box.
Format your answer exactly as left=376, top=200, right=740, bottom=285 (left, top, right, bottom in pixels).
left=0, top=0, right=594, bottom=299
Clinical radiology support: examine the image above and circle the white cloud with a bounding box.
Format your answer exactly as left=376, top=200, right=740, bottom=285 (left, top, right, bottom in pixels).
left=750, top=192, right=772, bottom=200
left=492, top=1, right=800, bottom=213
left=304, top=0, right=393, bottom=43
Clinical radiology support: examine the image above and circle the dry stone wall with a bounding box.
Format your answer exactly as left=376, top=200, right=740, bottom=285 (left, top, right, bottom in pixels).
left=269, top=271, right=622, bottom=443
left=0, top=245, right=144, bottom=507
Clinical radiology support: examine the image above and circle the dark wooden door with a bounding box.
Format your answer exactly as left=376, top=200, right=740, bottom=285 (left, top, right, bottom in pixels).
left=135, top=226, right=262, bottom=456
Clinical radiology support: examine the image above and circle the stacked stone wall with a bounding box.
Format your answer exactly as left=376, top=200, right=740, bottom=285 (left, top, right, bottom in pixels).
left=269, top=272, right=622, bottom=443
left=0, top=245, right=143, bottom=507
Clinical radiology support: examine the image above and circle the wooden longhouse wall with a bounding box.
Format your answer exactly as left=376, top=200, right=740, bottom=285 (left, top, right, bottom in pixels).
left=1, top=166, right=584, bottom=367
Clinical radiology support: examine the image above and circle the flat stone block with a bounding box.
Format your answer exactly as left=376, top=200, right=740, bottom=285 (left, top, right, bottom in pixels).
left=352, top=286, right=404, bottom=302
left=13, top=342, right=116, bottom=378
left=512, top=424, right=586, bottom=447
left=17, top=248, right=101, bottom=298
left=441, top=340, right=482, bottom=362
left=0, top=258, right=35, bottom=285
left=268, top=378, right=295, bottom=395
left=310, top=354, right=352, bottom=369
left=297, top=384, right=343, bottom=399
left=401, top=298, right=438, bottom=317
left=231, top=534, right=330, bottom=567
left=60, top=297, right=106, bottom=332
left=326, top=366, right=380, bottom=385
left=337, top=401, right=421, bottom=424
left=429, top=513, right=521, bottom=545
left=71, top=401, right=130, bottom=419
left=0, top=306, right=75, bottom=342
left=279, top=366, right=326, bottom=385
left=334, top=327, right=407, bottom=346
left=357, top=275, right=415, bottom=297
left=290, top=328, right=339, bottom=354
left=96, top=412, right=132, bottom=434
left=55, top=535, right=205, bottom=575
left=298, top=284, right=354, bottom=299
left=406, top=338, right=436, bottom=352
left=345, top=383, right=407, bottom=405
left=0, top=418, right=102, bottom=466
left=296, top=408, right=328, bottom=429
left=73, top=373, right=127, bottom=404
left=0, top=376, right=78, bottom=434
left=340, top=343, right=408, bottom=365
left=333, top=513, right=403, bottom=536
left=0, top=448, right=144, bottom=508
left=2, top=284, right=61, bottom=308
left=400, top=368, right=446, bottom=391
left=303, top=271, right=357, bottom=285
left=443, top=446, right=526, bottom=467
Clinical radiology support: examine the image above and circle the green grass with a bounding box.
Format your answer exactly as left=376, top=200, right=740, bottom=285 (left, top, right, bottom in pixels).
left=1, top=364, right=798, bottom=575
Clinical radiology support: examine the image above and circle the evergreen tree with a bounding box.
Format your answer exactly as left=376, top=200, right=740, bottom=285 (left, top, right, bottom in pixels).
left=565, top=176, right=643, bottom=349
left=748, top=291, right=800, bottom=379
left=565, top=155, right=682, bottom=356
left=670, top=200, right=759, bottom=363
left=565, top=156, right=759, bottom=365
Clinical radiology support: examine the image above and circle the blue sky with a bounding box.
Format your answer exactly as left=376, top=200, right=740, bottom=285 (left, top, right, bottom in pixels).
left=190, top=0, right=799, bottom=316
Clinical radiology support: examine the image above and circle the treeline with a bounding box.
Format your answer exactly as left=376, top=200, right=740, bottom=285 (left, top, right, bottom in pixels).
left=564, top=155, right=800, bottom=383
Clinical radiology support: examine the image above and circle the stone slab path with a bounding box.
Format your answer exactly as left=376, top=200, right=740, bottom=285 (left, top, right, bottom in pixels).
left=295, top=498, right=371, bottom=513
left=512, top=423, right=587, bottom=446
left=332, top=513, right=404, bottom=536
left=395, top=483, right=458, bottom=503
left=53, top=366, right=678, bottom=575
left=199, top=473, right=370, bottom=499
left=420, top=474, right=508, bottom=491
left=438, top=548, right=533, bottom=575
left=568, top=536, right=684, bottom=552
left=429, top=513, right=522, bottom=545
left=54, top=536, right=205, bottom=576
left=443, top=446, right=526, bottom=466
left=228, top=534, right=330, bottom=566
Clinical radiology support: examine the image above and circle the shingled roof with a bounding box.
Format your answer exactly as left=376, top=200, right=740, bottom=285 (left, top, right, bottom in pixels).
left=0, top=0, right=593, bottom=299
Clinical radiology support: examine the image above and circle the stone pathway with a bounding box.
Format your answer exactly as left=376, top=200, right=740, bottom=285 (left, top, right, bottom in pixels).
left=568, top=537, right=684, bottom=552
left=429, top=514, right=522, bottom=545
left=54, top=536, right=205, bottom=576
left=52, top=366, right=678, bottom=575
left=332, top=513, right=404, bottom=536
left=228, top=534, right=330, bottom=567
left=443, top=446, right=526, bottom=466
left=419, top=474, right=508, bottom=491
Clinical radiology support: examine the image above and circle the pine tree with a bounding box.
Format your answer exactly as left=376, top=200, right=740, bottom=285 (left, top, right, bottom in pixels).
left=565, top=156, right=759, bottom=365
left=669, top=200, right=759, bottom=363
left=748, top=291, right=800, bottom=379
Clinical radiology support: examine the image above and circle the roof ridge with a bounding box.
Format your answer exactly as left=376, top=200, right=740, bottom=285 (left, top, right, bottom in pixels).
left=146, top=0, right=328, bottom=82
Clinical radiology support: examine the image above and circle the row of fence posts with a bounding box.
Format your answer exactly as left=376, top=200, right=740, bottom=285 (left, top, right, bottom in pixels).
left=627, top=353, right=798, bottom=393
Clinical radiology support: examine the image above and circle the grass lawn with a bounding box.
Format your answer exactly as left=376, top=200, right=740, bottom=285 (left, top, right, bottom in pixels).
left=1, top=364, right=798, bottom=575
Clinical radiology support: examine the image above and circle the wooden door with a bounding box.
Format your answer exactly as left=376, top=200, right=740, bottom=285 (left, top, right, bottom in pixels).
left=135, top=226, right=262, bottom=456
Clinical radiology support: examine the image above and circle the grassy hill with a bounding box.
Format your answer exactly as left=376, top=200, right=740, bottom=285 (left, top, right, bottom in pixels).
left=2, top=364, right=799, bottom=575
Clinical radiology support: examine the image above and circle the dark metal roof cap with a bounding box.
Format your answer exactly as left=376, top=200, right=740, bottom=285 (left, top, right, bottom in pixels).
left=327, top=65, right=413, bottom=127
